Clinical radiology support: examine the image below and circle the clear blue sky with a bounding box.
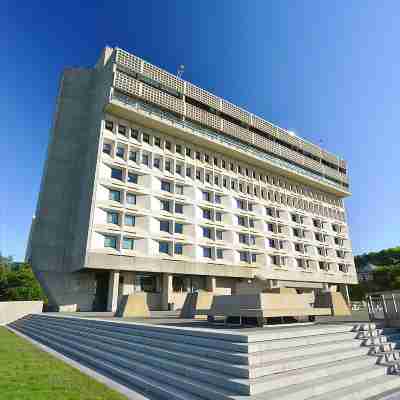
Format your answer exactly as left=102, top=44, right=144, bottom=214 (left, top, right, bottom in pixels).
left=1, top=1, right=399, bottom=260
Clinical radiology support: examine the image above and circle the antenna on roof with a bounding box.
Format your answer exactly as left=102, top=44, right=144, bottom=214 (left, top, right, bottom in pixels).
left=177, top=64, right=185, bottom=79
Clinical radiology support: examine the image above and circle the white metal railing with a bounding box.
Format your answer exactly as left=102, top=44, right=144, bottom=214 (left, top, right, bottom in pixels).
left=367, top=292, right=400, bottom=322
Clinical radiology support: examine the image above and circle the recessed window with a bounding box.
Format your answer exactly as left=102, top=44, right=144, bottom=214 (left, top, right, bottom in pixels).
left=205, top=173, right=211, bottom=183
left=237, top=216, right=246, bottom=226
left=202, top=191, right=211, bottom=202
left=214, top=157, right=218, bottom=166
left=239, top=251, right=249, bottom=262
left=161, top=181, right=171, bottom=192
left=251, top=254, right=257, bottom=263
left=109, top=190, right=121, bottom=202
left=176, top=185, right=184, bottom=195
left=142, top=133, right=150, bottom=143
left=250, top=235, right=256, bottom=245
left=249, top=219, right=255, bottom=228
left=196, top=170, right=201, bottom=180
left=175, top=223, right=183, bottom=234
left=128, top=172, right=138, bottom=184
left=175, top=144, right=182, bottom=154
left=165, top=140, right=172, bottom=150
left=165, top=160, right=171, bottom=172
left=222, top=160, right=226, bottom=169
left=203, top=209, right=212, bottom=220
left=118, top=125, right=127, bottom=136
left=203, top=247, right=212, bottom=258
left=161, top=200, right=171, bottom=212
left=111, top=168, right=123, bottom=181
left=159, top=241, right=170, bottom=254
left=125, top=215, right=136, bottom=226
left=103, top=143, right=112, bottom=155
left=214, top=176, right=219, bottom=185
left=196, top=151, right=201, bottom=160
left=122, top=237, right=135, bottom=250
left=204, top=154, right=209, bottom=163
left=215, top=212, right=222, bottom=222
left=104, top=235, right=117, bottom=249
left=131, top=128, right=139, bottom=140
left=142, top=154, right=149, bottom=166
left=176, top=164, right=182, bottom=175
left=175, top=243, right=183, bottom=255
left=154, top=158, right=161, bottom=169
left=116, top=146, right=125, bottom=158
left=107, top=212, right=119, bottom=225
left=129, top=151, right=137, bottom=162
left=239, top=233, right=247, bottom=244
left=216, top=248, right=224, bottom=259
left=203, top=227, right=212, bottom=238
left=105, top=120, right=114, bottom=131
left=126, top=193, right=136, bottom=205
left=186, top=167, right=192, bottom=177
left=186, top=148, right=192, bottom=157
left=154, top=137, right=161, bottom=147
left=216, top=230, right=223, bottom=240
left=175, top=203, right=183, bottom=214
left=160, top=220, right=170, bottom=233
left=215, top=195, right=222, bottom=204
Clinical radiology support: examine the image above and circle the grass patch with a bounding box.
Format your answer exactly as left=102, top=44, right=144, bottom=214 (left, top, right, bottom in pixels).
left=0, top=327, right=128, bottom=400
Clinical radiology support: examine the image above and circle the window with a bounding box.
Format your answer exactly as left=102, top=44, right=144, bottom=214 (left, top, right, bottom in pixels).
left=126, top=193, right=136, bottom=205
left=186, top=148, right=192, bottom=157
left=216, top=230, right=223, bottom=240
left=215, top=212, right=222, bottom=222
left=203, top=247, right=212, bottom=258
left=248, top=203, right=254, bottom=212
left=268, top=223, right=274, bottom=232
left=131, top=128, right=139, bottom=140
left=186, top=167, right=192, bottom=177
left=175, top=203, right=183, bottom=214
left=105, top=120, right=113, bottom=131
left=160, top=200, right=170, bottom=212
left=142, top=153, right=149, bottom=166
left=223, top=178, right=228, bottom=188
left=122, top=237, right=134, bottom=250
left=107, top=212, right=119, bottom=225
left=175, top=223, right=183, bottom=234
left=202, top=191, right=211, bottom=202
left=203, top=227, right=212, bottom=238
left=128, top=172, right=138, bottom=184
left=175, top=243, right=183, bottom=255
left=161, top=181, right=171, bottom=192
left=109, top=190, right=121, bottom=202
left=129, top=151, right=137, bottom=162
left=176, top=164, right=182, bottom=175
left=295, top=243, right=303, bottom=252
left=237, top=199, right=245, bottom=210
left=215, top=248, right=223, bottom=259
left=165, top=140, right=172, bottom=150
left=250, top=235, right=256, bottom=245
left=249, top=219, right=255, bottom=228
left=165, top=160, right=171, bottom=172
left=205, top=173, right=211, bottom=183
left=215, top=194, right=221, bottom=204
left=339, top=264, right=348, bottom=273
left=154, top=137, right=161, bottom=147
left=118, top=125, right=127, bottom=136
left=222, top=160, right=226, bottom=169
left=116, top=146, right=124, bottom=158
left=160, top=220, right=170, bottom=233
left=159, top=241, right=170, bottom=254
left=154, top=158, right=161, bottom=169
left=124, top=214, right=136, bottom=226
left=204, top=154, right=210, bottom=163
left=203, top=209, right=211, bottom=220
left=176, top=185, right=184, bottom=195
left=239, top=251, right=249, bottom=262
left=142, top=133, right=150, bottom=143
left=237, top=216, right=246, bottom=226
left=175, top=144, right=182, bottom=154
left=111, top=168, right=123, bottom=181
left=196, top=151, right=201, bottom=160
left=104, top=235, right=117, bottom=249
left=251, top=254, right=257, bottom=263
left=332, top=224, right=339, bottom=232
left=103, top=143, right=111, bottom=155
left=239, top=233, right=247, bottom=244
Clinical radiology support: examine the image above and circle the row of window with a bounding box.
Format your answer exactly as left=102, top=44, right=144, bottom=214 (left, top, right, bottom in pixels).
left=103, top=120, right=343, bottom=208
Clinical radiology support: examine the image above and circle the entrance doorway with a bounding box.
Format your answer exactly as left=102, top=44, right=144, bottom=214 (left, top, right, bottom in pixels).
left=93, top=272, right=109, bottom=311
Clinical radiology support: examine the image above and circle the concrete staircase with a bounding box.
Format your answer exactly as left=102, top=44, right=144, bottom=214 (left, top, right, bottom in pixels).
left=8, top=314, right=400, bottom=400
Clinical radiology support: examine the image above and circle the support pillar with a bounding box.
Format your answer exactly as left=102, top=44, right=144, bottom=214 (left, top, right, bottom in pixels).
left=161, top=273, right=173, bottom=311
left=206, top=276, right=216, bottom=293
left=107, top=271, right=120, bottom=312
left=340, top=284, right=351, bottom=305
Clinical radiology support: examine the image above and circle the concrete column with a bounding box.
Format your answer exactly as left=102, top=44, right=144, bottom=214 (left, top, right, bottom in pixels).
left=107, top=271, right=120, bottom=312
left=340, top=284, right=351, bottom=305
left=206, top=276, right=216, bottom=293
left=161, top=273, right=173, bottom=311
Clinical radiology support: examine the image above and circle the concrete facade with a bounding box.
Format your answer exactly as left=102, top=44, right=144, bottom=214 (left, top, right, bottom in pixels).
left=27, top=47, right=357, bottom=311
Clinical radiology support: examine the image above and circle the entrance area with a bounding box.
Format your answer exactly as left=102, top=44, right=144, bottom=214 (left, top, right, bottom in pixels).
left=93, top=272, right=109, bottom=311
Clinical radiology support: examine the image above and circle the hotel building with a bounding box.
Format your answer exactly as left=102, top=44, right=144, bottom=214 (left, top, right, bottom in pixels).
left=26, top=47, right=357, bottom=312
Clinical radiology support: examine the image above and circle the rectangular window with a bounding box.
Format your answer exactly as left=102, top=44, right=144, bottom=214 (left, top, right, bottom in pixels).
left=240, top=251, right=249, bottom=262
left=105, top=120, right=113, bottom=131
left=239, top=233, right=247, bottom=244
left=122, top=237, right=134, bottom=250
left=142, top=153, right=149, bottom=166
left=161, top=181, right=171, bottom=192
left=111, top=168, right=123, bottom=181
left=165, top=140, right=172, bottom=150
left=174, top=243, right=183, bottom=255
left=203, top=227, right=212, bottom=238
left=118, top=125, right=127, bottom=136
left=215, top=194, right=221, bottom=204
left=216, top=230, right=223, bottom=240
left=109, top=190, right=121, bottom=202
left=214, top=157, right=218, bottom=166
left=238, top=216, right=246, bottom=226
left=142, top=133, right=150, bottom=143
left=131, top=128, right=139, bottom=139
left=175, top=203, right=183, bottom=214
left=104, top=235, right=117, bottom=249
left=249, top=219, right=255, bottom=228
left=196, top=151, right=201, bottom=160
left=196, top=170, right=201, bottom=180
left=202, top=191, right=211, bottom=202
left=203, top=209, right=211, bottom=220
left=251, top=254, right=257, bottom=263
left=186, top=148, right=192, bottom=157
left=250, top=235, right=256, bottom=245
left=176, top=164, right=182, bottom=175
left=186, top=167, right=192, bottom=177
left=203, top=247, right=212, bottom=258
left=215, top=212, right=222, bottom=222
left=126, top=193, right=136, bottom=205
left=216, top=248, right=223, bottom=259
left=153, top=158, right=160, bottom=169
left=160, top=200, right=170, bottom=212
left=129, top=151, right=137, bottom=162
left=160, top=220, right=170, bottom=233
left=154, top=137, right=161, bottom=147
left=204, top=154, right=210, bottom=163
left=165, top=160, right=171, bottom=172
left=205, top=173, right=211, bottom=183
left=103, top=143, right=111, bottom=155
left=175, top=223, right=183, bottom=234
left=124, top=214, right=136, bottom=226
left=116, top=146, right=124, bottom=158
left=107, top=212, right=119, bottom=225
left=159, top=241, right=169, bottom=254
left=175, top=144, right=182, bottom=154
left=128, top=172, right=138, bottom=184
left=176, top=184, right=184, bottom=195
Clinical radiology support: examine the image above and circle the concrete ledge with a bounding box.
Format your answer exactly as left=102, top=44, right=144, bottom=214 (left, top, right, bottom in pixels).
left=0, top=301, right=43, bottom=325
